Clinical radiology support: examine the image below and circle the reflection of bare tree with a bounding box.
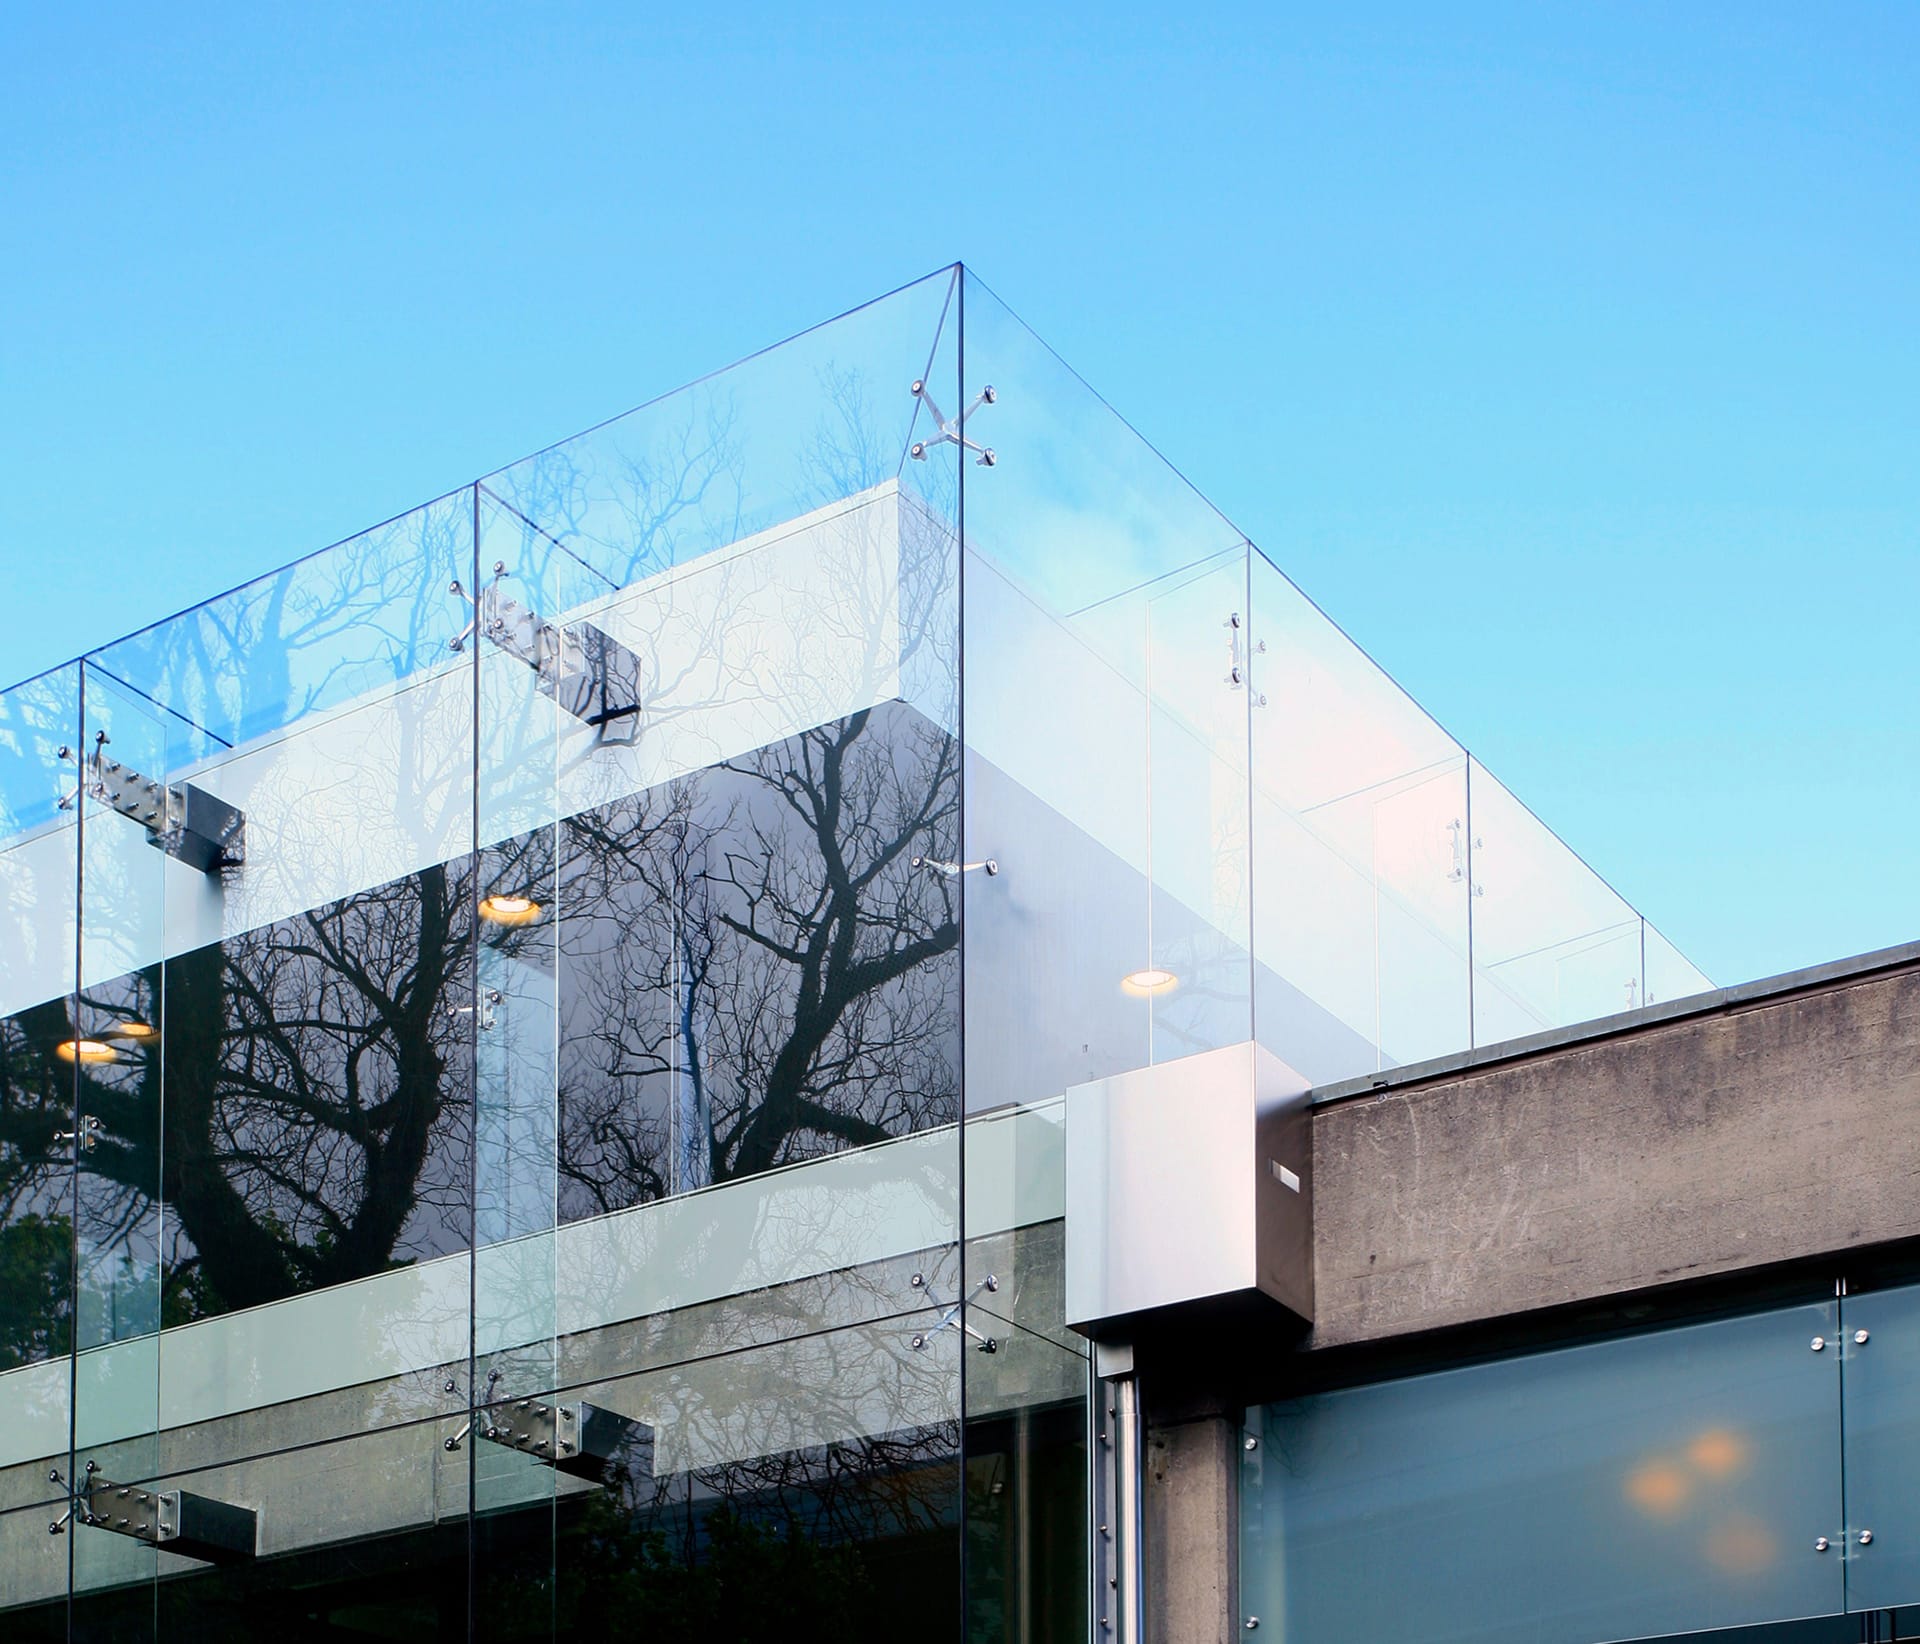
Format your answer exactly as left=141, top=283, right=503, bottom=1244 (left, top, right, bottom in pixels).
left=159, top=862, right=474, bottom=1314
left=0, top=313, right=965, bottom=1356
left=513, top=1416, right=960, bottom=1640
left=92, top=498, right=471, bottom=751
left=0, top=865, right=476, bottom=1330
left=0, top=695, right=957, bottom=1335
left=557, top=701, right=957, bottom=1220
left=0, top=1007, right=74, bottom=1368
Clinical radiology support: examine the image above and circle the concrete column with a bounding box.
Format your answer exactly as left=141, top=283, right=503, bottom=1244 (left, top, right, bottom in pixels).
left=1142, top=1398, right=1239, bottom=1643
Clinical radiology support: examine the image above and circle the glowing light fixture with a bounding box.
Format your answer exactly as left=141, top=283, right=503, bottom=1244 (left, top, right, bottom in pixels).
left=479, top=893, right=543, bottom=928
left=55, top=1039, right=117, bottom=1065
left=106, top=1020, right=158, bottom=1042
left=1120, top=968, right=1179, bottom=998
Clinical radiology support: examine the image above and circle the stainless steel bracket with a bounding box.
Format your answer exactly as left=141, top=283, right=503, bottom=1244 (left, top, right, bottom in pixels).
left=50, top=1463, right=255, bottom=1562
left=909, top=855, right=999, bottom=879
left=908, top=1271, right=1000, bottom=1353
left=908, top=379, right=997, bottom=467
left=447, top=1384, right=652, bottom=1484
left=58, top=733, right=245, bottom=873
left=450, top=565, right=643, bottom=739
left=1225, top=613, right=1268, bottom=704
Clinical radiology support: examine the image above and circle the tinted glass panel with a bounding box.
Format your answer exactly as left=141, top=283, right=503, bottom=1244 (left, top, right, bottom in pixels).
left=1244, top=1302, right=1846, bottom=1644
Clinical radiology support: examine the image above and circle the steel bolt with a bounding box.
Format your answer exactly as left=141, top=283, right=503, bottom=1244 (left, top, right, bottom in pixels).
left=1860, top=1530, right=1874, bottom=1546
left=1246, top=1619, right=1261, bottom=1631
left=1855, top=1329, right=1870, bottom=1345
left=1244, top=1436, right=1259, bottom=1451
left=1816, top=1537, right=1830, bottom=1553
left=1811, top=1336, right=1826, bottom=1352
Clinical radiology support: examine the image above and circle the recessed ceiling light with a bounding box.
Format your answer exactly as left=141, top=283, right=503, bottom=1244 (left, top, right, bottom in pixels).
left=1120, top=968, right=1179, bottom=998
left=479, top=893, right=543, bottom=928
left=55, top=1039, right=117, bottom=1065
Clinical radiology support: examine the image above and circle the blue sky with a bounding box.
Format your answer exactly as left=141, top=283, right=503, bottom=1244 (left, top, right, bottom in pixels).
left=2, top=3, right=1914, bottom=988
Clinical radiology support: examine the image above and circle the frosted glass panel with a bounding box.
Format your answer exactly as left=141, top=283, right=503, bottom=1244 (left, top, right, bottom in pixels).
left=1842, top=1282, right=1920, bottom=1614
left=1244, top=1301, right=1845, bottom=1644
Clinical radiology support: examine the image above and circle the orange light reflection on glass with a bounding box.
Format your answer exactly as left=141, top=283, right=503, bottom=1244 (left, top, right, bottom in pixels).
left=479, top=894, right=543, bottom=928
left=1120, top=968, right=1178, bottom=998
left=1687, top=1428, right=1747, bottom=1479
left=55, top=1039, right=117, bottom=1065
left=1625, top=1459, right=1691, bottom=1517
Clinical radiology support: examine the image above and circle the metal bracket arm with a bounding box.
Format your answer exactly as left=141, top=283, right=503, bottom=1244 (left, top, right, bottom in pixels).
left=450, top=564, right=644, bottom=737
left=51, top=1464, right=255, bottom=1562
left=58, top=733, right=245, bottom=873
left=447, top=1383, right=652, bottom=1484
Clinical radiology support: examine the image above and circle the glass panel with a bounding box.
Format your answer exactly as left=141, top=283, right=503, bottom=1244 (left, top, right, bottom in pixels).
left=1248, top=552, right=1471, bottom=1080
left=482, top=270, right=964, bottom=593
left=71, top=662, right=172, bottom=1640
left=1242, top=1300, right=1846, bottom=1644
left=0, top=666, right=82, bottom=1632
left=1841, top=1282, right=1920, bottom=1612
left=89, top=486, right=479, bottom=751
left=456, top=269, right=968, bottom=1640
left=0, top=665, right=81, bottom=1524
left=960, top=268, right=1253, bottom=1639
left=470, top=483, right=605, bottom=1638
left=1469, top=758, right=1646, bottom=1043
left=0, top=1499, right=68, bottom=1637
left=81, top=493, right=483, bottom=1487
left=467, top=1322, right=966, bottom=1641
left=1646, top=920, right=1714, bottom=1009
left=957, top=269, right=1247, bottom=1115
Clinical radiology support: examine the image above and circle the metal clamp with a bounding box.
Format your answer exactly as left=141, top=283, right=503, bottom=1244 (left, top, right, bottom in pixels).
left=908, top=379, right=998, bottom=467
left=1224, top=613, right=1267, bottom=704
left=908, top=1271, right=999, bottom=1353
left=53, top=1115, right=105, bottom=1154
left=444, top=988, right=503, bottom=1032
left=50, top=1461, right=253, bottom=1562
left=910, top=856, right=999, bottom=879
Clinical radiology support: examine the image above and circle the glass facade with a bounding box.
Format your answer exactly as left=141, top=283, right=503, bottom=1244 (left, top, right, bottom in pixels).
left=1242, top=1280, right=1920, bottom=1644
left=0, top=266, right=1706, bottom=1639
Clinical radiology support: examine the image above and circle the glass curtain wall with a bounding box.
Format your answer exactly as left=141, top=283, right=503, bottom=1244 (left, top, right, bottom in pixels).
left=0, top=269, right=994, bottom=1641
left=0, top=265, right=1715, bottom=1641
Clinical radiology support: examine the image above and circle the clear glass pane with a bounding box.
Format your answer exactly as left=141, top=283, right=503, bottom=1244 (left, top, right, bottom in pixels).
left=151, top=1421, right=466, bottom=1635
left=1841, top=1281, right=1920, bottom=1612
left=482, top=271, right=964, bottom=594
left=1469, top=758, right=1647, bottom=1043
left=1243, top=1300, right=1846, bottom=1644
left=1646, top=921, right=1714, bottom=1008
left=71, top=662, right=172, bottom=1640
left=0, top=1499, right=69, bottom=1636
left=1248, top=552, right=1472, bottom=1079
left=0, top=665, right=81, bottom=1521
left=960, top=268, right=1255, bottom=1637
left=79, top=493, right=485, bottom=1489
left=460, top=270, right=968, bottom=1640
left=957, top=270, right=1247, bottom=1114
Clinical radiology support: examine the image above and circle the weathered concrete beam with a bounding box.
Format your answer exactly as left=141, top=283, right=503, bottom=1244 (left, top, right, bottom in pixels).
left=1309, top=949, right=1920, bottom=1351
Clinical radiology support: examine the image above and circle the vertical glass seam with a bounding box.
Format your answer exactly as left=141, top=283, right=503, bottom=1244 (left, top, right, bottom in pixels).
left=955, top=259, right=970, bottom=1644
